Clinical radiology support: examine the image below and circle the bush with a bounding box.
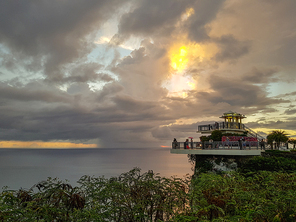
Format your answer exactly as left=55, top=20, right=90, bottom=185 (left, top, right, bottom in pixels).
left=2, top=168, right=296, bottom=221
left=0, top=168, right=190, bottom=221
left=172, top=172, right=296, bottom=221
left=239, top=156, right=296, bottom=174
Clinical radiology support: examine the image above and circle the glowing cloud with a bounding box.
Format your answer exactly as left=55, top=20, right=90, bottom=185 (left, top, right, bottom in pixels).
left=0, top=141, right=98, bottom=148
left=164, top=35, right=218, bottom=97
left=170, top=46, right=188, bottom=72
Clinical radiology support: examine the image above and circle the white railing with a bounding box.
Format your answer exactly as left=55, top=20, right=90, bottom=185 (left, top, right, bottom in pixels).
left=197, top=122, right=245, bottom=132
left=172, top=141, right=261, bottom=150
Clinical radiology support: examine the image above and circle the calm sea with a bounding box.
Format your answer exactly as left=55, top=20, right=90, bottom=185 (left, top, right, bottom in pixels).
left=0, top=148, right=192, bottom=190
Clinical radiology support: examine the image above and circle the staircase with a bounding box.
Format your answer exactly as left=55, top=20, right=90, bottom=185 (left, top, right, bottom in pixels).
left=244, top=125, right=265, bottom=140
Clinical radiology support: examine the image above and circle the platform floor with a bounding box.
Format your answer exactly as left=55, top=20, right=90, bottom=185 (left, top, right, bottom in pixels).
left=170, top=148, right=264, bottom=156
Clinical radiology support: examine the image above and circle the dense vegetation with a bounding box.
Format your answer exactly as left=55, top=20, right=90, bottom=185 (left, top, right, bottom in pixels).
left=267, top=130, right=289, bottom=149
left=0, top=168, right=189, bottom=221
left=2, top=155, right=296, bottom=221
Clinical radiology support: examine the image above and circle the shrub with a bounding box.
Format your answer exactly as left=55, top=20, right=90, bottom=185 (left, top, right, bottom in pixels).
left=239, top=156, right=296, bottom=174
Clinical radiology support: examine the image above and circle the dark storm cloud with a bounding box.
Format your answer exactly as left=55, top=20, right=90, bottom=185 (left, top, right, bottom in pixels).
left=0, top=82, right=70, bottom=103
left=214, top=35, right=250, bottom=62
left=0, top=0, right=128, bottom=80
left=284, top=108, right=296, bottom=115
left=242, top=67, right=279, bottom=84
left=168, top=122, right=198, bottom=133
left=112, top=0, right=227, bottom=45
left=277, top=91, right=296, bottom=98
left=260, top=0, right=296, bottom=68
left=0, top=0, right=296, bottom=148
left=207, top=74, right=289, bottom=108
left=119, top=47, right=147, bottom=65
left=0, top=77, right=173, bottom=146
left=0, top=51, right=17, bottom=70
left=111, top=0, right=193, bottom=44
left=246, top=116, right=296, bottom=132
left=0, top=105, right=105, bottom=141
left=64, top=63, right=114, bottom=83
left=186, top=0, right=226, bottom=42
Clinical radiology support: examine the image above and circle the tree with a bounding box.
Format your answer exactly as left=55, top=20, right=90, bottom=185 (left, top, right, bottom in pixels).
left=267, top=130, right=289, bottom=149
left=211, top=130, right=223, bottom=141
left=289, top=138, right=296, bottom=149
left=200, top=135, right=210, bottom=142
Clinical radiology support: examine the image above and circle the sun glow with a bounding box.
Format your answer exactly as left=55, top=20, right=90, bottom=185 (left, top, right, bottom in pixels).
left=164, top=38, right=218, bottom=98
left=171, top=46, right=188, bottom=72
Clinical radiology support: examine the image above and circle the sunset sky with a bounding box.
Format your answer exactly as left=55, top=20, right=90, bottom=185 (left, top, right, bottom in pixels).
left=0, top=0, right=295, bottom=148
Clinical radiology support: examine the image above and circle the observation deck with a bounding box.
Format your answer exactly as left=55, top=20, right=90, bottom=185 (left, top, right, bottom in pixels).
left=171, top=111, right=266, bottom=157
left=170, top=141, right=264, bottom=156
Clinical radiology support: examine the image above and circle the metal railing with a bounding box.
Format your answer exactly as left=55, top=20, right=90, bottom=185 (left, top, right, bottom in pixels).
left=244, top=125, right=265, bottom=140
left=172, top=141, right=261, bottom=150
left=198, top=122, right=245, bottom=132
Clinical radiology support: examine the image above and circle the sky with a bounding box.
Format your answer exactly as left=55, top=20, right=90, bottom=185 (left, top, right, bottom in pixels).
left=0, top=0, right=296, bottom=148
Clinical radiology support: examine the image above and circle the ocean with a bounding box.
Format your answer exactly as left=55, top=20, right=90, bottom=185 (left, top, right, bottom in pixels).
left=0, top=148, right=193, bottom=190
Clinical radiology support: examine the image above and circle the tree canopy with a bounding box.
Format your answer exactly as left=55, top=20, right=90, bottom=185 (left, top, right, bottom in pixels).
left=267, top=130, right=289, bottom=149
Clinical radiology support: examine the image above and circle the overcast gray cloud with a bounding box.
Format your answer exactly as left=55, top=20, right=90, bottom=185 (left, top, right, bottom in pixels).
left=0, top=0, right=128, bottom=80
left=214, top=35, right=250, bottom=62
left=0, top=0, right=296, bottom=148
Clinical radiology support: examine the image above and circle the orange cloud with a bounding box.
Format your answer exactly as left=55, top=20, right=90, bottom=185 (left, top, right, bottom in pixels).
left=0, top=141, right=97, bottom=148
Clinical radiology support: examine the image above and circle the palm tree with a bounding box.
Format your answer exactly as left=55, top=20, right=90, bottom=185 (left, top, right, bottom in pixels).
left=267, top=130, right=289, bottom=149
left=289, top=138, right=296, bottom=149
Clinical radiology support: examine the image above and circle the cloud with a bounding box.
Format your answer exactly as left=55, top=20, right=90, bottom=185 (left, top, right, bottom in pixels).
left=0, top=0, right=129, bottom=80
left=64, top=63, right=114, bottom=84
left=0, top=81, right=71, bottom=103
left=111, top=43, right=169, bottom=101
left=242, top=67, right=279, bottom=84
left=111, top=0, right=192, bottom=44
left=284, top=109, right=296, bottom=115
left=214, top=35, right=250, bottom=62
left=0, top=0, right=296, bottom=148
left=196, top=73, right=289, bottom=109
left=247, top=117, right=296, bottom=133
left=186, top=0, right=226, bottom=42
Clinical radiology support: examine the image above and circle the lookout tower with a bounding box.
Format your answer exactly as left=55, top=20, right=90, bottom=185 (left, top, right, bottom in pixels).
left=219, top=111, right=246, bottom=134
left=197, top=111, right=247, bottom=135
left=171, top=111, right=265, bottom=157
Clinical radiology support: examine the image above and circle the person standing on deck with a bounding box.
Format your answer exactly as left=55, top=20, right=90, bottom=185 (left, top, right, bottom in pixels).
left=242, top=138, right=246, bottom=149
left=260, top=139, right=265, bottom=150
left=184, top=139, right=189, bottom=149
left=209, top=139, right=213, bottom=149
left=173, top=138, right=178, bottom=149
left=226, top=137, right=230, bottom=148
left=190, top=138, right=193, bottom=149
left=215, top=122, right=219, bottom=130
left=185, top=139, right=190, bottom=149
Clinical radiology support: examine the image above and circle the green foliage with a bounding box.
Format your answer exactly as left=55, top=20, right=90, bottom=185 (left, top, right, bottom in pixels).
left=3, top=167, right=296, bottom=221
left=289, top=138, right=296, bottom=148
left=267, top=130, right=289, bottom=149
left=78, top=167, right=190, bottom=221
left=200, top=136, right=210, bottom=142
left=265, top=150, right=290, bottom=154
left=239, top=156, right=296, bottom=175
left=188, top=155, right=215, bottom=175
left=0, top=178, right=85, bottom=221
left=0, top=168, right=190, bottom=222
left=211, top=130, right=223, bottom=141
left=172, top=172, right=296, bottom=221
left=223, top=132, right=247, bottom=137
